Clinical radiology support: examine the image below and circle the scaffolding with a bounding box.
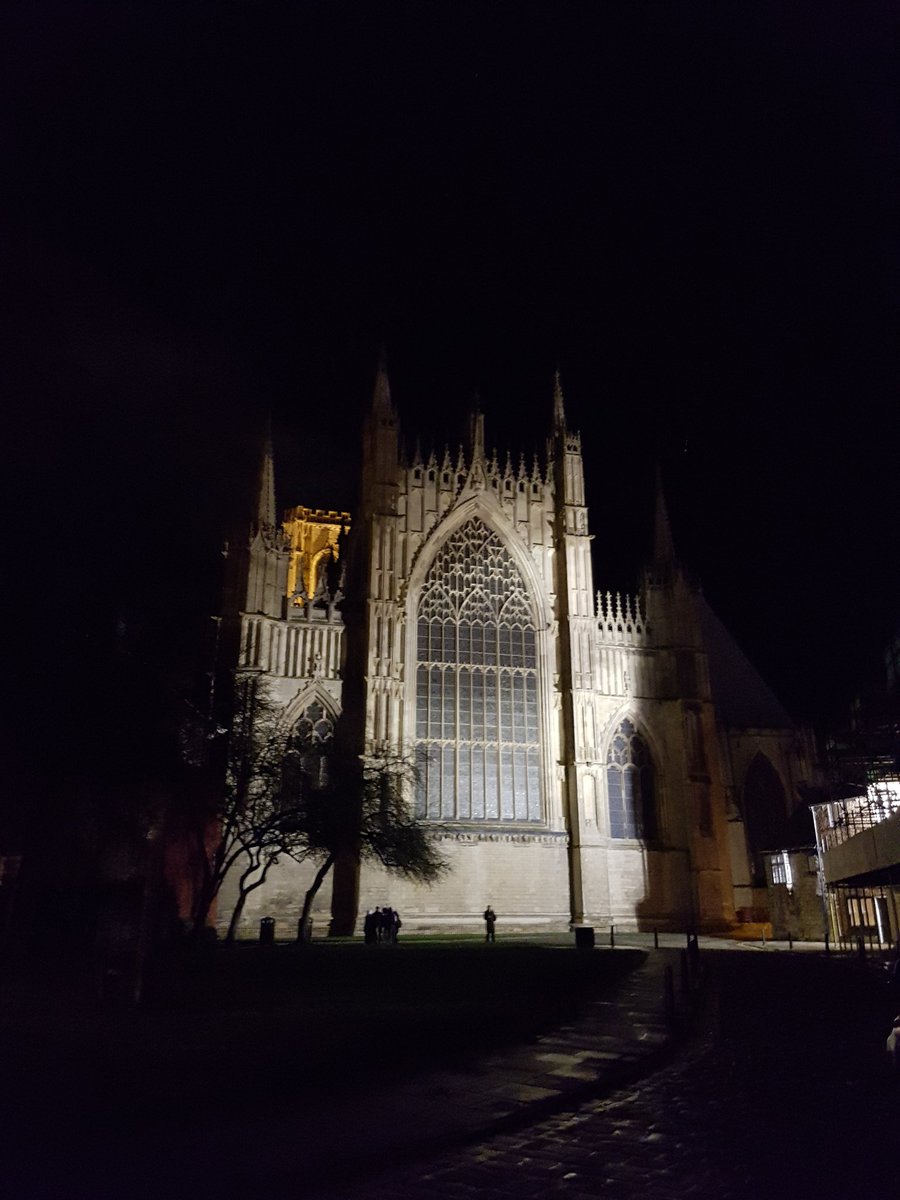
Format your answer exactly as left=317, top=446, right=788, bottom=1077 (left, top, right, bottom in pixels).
left=812, top=774, right=900, bottom=852
left=820, top=880, right=899, bottom=953
left=812, top=765, right=900, bottom=953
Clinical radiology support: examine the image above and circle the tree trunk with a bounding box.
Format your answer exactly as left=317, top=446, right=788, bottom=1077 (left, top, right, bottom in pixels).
left=330, top=848, right=361, bottom=937
left=298, top=853, right=335, bottom=942
left=224, top=891, right=247, bottom=946
left=189, top=824, right=226, bottom=941
left=190, top=874, right=217, bottom=942
left=224, top=862, right=270, bottom=945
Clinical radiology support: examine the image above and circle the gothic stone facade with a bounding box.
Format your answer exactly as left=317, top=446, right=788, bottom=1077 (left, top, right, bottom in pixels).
left=217, top=369, right=815, bottom=937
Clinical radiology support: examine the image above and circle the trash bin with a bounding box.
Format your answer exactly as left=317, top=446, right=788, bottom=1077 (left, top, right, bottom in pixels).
left=575, top=926, right=595, bottom=951
left=259, top=917, right=275, bottom=946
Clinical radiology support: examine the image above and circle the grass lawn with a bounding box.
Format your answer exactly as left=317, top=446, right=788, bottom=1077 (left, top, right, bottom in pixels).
left=2, top=940, right=644, bottom=1138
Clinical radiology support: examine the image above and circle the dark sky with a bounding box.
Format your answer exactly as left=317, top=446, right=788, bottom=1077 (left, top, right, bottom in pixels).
left=5, top=1, right=898, bottom=736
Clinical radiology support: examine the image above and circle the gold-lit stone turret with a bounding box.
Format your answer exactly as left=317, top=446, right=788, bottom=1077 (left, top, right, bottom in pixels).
left=283, top=506, right=351, bottom=601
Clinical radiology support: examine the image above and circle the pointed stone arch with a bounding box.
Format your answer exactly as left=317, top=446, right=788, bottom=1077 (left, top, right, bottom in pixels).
left=409, top=514, right=546, bottom=824
left=403, top=494, right=552, bottom=632
left=602, top=714, right=661, bottom=842
left=742, top=752, right=788, bottom=884
left=281, top=683, right=341, bottom=732
left=283, top=690, right=338, bottom=791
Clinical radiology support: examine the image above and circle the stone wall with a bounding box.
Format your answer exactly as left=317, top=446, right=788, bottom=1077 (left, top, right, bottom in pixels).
left=767, top=851, right=826, bottom=941
left=217, top=834, right=572, bottom=939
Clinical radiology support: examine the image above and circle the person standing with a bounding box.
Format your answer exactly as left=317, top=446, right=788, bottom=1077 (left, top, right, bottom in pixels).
left=483, top=905, right=496, bottom=943
left=363, top=909, right=377, bottom=944
left=887, top=1015, right=900, bottom=1074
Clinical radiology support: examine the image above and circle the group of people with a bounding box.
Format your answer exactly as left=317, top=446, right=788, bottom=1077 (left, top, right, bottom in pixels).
left=361, top=905, right=498, bottom=943
left=363, top=905, right=402, bottom=944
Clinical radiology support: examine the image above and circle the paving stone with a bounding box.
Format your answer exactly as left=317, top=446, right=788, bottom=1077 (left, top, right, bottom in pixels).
left=338, top=950, right=900, bottom=1200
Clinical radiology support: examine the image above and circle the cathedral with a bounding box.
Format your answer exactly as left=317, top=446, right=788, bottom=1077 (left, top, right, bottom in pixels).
left=217, top=362, right=816, bottom=937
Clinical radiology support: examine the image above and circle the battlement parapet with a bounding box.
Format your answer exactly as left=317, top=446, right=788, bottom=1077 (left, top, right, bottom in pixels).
left=284, top=505, right=351, bottom=527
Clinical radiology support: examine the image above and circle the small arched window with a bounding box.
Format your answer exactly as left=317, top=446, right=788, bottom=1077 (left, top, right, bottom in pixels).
left=606, top=719, right=657, bottom=840
left=290, top=702, right=334, bottom=788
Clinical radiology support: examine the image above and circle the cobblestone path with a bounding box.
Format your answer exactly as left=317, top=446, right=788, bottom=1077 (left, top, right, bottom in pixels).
left=339, top=953, right=899, bottom=1200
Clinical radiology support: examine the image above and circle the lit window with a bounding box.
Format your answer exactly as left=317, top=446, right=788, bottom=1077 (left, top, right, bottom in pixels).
left=414, top=518, right=541, bottom=822
left=770, top=852, right=793, bottom=889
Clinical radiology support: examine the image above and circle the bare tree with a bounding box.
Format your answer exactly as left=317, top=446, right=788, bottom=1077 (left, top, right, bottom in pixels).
left=183, top=670, right=447, bottom=942
left=187, top=674, right=308, bottom=942
left=283, top=748, right=449, bottom=939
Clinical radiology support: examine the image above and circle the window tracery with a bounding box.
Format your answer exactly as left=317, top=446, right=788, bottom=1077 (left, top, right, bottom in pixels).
left=606, top=719, right=657, bottom=840
left=414, top=519, right=541, bottom=822
left=290, top=701, right=334, bottom=788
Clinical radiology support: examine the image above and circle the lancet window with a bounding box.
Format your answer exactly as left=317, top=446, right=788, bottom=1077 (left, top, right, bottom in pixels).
left=414, top=518, right=542, bottom=822
left=743, top=753, right=787, bottom=884
left=289, top=701, right=334, bottom=788
left=606, top=719, right=657, bottom=840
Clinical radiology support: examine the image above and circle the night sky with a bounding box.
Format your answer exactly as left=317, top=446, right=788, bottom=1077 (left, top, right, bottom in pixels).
left=5, top=2, right=898, bottom=763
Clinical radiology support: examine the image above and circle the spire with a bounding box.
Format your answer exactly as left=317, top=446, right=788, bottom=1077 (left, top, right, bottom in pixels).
left=254, top=416, right=277, bottom=530
left=372, top=343, right=393, bottom=415
left=362, top=344, right=400, bottom=514
left=552, top=367, right=566, bottom=433
left=652, top=465, right=677, bottom=569
left=468, top=393, right=485, bottom=461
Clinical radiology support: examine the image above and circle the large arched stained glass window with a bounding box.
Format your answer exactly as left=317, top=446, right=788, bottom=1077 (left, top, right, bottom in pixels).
left=415, top=518, right=541, bottom=822
left=606, top=719, right=657, bottom=840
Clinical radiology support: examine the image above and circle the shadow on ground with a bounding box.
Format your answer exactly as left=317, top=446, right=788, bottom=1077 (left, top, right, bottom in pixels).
left=1, top=940, right=643, bottom=1196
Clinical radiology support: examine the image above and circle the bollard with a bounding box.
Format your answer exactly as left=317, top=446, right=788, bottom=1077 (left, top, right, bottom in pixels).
left=654, top=928, right=659, bottom=950
left=762, top=929, right=766, bottom=947
left=825, top=930, right=830, bottom=955
left=687, top=932, right=700, bottom=979
left=664, top=964, right=676, bottom=1028
left=610, top=924, right=615, bottom=949
left=574, top=926, right=595, bottom=951
left=788, top=931, right=793, bottom=950
left=680, top=948, right=690, bottom=995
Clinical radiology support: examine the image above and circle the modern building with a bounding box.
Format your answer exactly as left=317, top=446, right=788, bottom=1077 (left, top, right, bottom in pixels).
left=811, top=699, right=900, bottom=951
left=216, top=364, right=817, bottom=937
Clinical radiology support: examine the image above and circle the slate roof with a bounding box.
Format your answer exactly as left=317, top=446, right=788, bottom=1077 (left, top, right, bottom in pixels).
left=696, top=592, right=794, bottom=730
left=762, top=802, right=817, bottom=853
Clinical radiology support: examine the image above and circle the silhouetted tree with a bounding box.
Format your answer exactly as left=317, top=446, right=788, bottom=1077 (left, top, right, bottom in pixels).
left=284, top=749, right=449, bottom=939
left=187, top=675, right=309, bottom=942
left=183, top=671, right=447, bottom=942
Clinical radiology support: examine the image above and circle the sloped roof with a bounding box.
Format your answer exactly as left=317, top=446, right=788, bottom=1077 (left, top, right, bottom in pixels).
left=696, top=593, right=794, bottom=730
left=762, top=802, right=817, bottom=853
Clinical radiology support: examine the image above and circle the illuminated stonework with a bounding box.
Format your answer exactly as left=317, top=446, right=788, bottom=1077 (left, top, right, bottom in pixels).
left=218, top=367, right=817, bottom=938
left=414, top=518, right=542, bottom=822
left=283, top=506, right=350, bottom=602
